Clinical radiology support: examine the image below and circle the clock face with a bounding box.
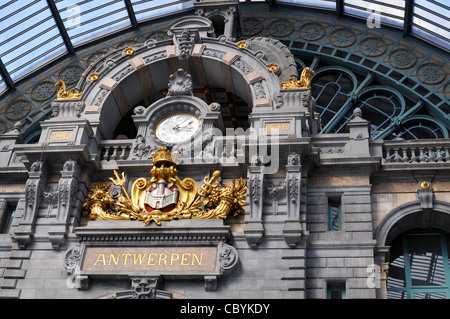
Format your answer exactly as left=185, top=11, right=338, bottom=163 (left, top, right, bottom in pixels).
left=156, top=112, right=199, bottom=144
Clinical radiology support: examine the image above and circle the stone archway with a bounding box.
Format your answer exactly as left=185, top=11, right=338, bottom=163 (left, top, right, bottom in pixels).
left=374, top=200, right=450, bottom=298
left=76, top=15, right=287, bottom=140
left=375, top=200, right=450, bottom=249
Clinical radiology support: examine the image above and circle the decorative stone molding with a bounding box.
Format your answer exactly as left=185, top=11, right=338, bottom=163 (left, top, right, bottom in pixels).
left=244, top=165, right=265, bottom=247
left=99, top=77, right=119, bottom=91
left=65, top=220, right=238, bottom=291
left=264, top=180, right=286, bottom=215
left=283, top=153, right=304, bottom=247
left=13, top=159, right=49, bottom=249
left=167, top=68, right=193, bottom=96
left=51, top=101, right=84, bottom=118
left=49, top=159, right=80, bottom=248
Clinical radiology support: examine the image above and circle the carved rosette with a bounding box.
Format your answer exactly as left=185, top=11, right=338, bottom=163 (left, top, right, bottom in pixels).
left=63, top=245, right=82, bottom=274
left=218, top=242, right=239, bottom=274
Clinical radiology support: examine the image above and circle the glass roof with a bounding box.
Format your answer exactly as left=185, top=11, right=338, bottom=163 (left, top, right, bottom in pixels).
left=278, top=0, right=450, bottom=50
left=0, top=0, right=448, bottom=96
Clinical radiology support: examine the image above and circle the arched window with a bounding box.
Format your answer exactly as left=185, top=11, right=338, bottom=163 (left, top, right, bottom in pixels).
left=387, top=229, right=450, bottom=299
left=310, top=70, right=354, bottom=129
left=388, top=116, right=448, bottom=140
left=331, top=89, right=404, bottom=137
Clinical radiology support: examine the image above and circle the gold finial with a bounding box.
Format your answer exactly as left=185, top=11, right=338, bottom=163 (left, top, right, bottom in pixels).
left=124, top=48, right=134, bottom=56
left=280, top=67, right=315, bottom=89
left=237, top=41, right=248, bottom=49
left=88, top=73, right=99, bottom=82
left=421, top=181, right=430, bottom=189
left=55, top=80, right=82, bottom=100
left=267, top=64, right=278, bottom=73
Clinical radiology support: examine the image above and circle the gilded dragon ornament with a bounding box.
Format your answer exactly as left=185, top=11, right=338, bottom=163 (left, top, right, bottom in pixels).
left=83, top=147, right=247, bottom=225
left=280, top=67, right=315, bottom=89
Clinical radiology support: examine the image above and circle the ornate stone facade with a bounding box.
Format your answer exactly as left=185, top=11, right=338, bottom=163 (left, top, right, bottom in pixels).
left=0, top=0, right=449, bottom=300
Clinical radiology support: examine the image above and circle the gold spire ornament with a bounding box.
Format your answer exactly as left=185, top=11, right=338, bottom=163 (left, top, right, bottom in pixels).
left=55, top=80, right=82, bottom=99
left=83, top=147, right=247, bottom=225
left=237, top=40, right=248, bottom=49
left=280, top=67, right=315, bottom=89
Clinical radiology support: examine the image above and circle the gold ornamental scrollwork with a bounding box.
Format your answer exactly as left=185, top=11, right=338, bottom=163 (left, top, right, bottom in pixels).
left=83, top=147, right=247, bottom=225
left=280, top=67, right=315, bottom=89
left=55, top=80, right=83, bottom=99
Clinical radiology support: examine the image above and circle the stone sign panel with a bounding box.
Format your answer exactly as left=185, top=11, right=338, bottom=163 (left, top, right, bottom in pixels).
left=82, top=246, right=217, bottom=273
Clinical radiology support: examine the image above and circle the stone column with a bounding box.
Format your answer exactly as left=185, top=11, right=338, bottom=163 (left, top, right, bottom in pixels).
left=377, top=262, right=390, bottom=299
left=243, top=159, right=265, bottom=248
left=48, top=159, right=80, bottom=248
left=283, top=152, right=304, bottom=247
left=13, top=160, right=48, bottom=249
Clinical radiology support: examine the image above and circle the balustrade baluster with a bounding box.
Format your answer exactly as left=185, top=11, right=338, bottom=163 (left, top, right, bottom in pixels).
left=103, top=146, right=111, bottom=161
left=401, top=148, right=408, bottom=163
left=418, top=148, right=425, bottom=163
left=110, top=146, right=119, bottom=160
left=384, top=149, right=391, bottom=163
left=411, top=148, right=418, bottom=163
left=394, top=148, right=401, bottom=163
left=436, top=146, right=443, bottom=162
left=119, top=146, right=127, bottom=160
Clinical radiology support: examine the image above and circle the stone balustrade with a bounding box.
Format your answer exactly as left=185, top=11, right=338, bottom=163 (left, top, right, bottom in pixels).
left=100, top=140, right=132, bottom=161
left=382, top=140, right=450, bottom=164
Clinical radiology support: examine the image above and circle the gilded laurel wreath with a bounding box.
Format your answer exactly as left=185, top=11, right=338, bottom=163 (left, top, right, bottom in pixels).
left=83, top=148, right=247, bottom=225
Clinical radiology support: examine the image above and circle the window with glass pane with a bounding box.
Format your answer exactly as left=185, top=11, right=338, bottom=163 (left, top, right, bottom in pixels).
left=328, top=199, right=341, bottom=231
left=331, top=91, right=403, bottom=137
left=327, top=283, right=346, bottom=299
left=131, top=0, right=195, bottom=23
left=277, top=0, right=335, bottom=10
left=1, top=204, right=16, bottom=234
left=0, top=1, right=66, bottom=81
left=55, top=0, right=131, bottom=47
left=0, top=78, right=6, bottom=95
left=388, top=117, right=447, bottom=140
left=343, top=0, right=405, bottom=28
left=387, top=229, right=450, bottom=299
left=411, top=0, right=450, bottom=51
left=311, top=72, right=353, bottom=130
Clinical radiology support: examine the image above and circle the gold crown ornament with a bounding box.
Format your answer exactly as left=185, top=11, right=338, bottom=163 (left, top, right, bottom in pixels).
left=151, top=147, right=178, bottom=166
left=83, top=148, right=247, bottom=225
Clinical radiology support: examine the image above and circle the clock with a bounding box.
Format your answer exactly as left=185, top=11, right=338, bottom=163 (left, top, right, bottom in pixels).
left=155, top=112, right=200, bottom=144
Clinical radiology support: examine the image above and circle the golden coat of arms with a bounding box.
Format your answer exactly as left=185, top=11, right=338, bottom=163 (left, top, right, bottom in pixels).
left=83, top=147, right=247, bottom=225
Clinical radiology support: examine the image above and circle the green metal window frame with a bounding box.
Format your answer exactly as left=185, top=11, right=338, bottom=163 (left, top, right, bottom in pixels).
left=0, top=204, right=16, bottom=234
left=328, top=198, right=342, bottom=231
left=327, top=284, right=346, bottom=299
left=387, top=229, right=450, bottom=299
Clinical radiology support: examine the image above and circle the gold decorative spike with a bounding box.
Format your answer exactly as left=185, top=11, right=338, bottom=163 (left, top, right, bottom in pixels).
left=55, top=80, right=82, bottom=99
left=280, top=67, right=315, bottom=89
left=124, top=48, right=134, bottom=56
left=83, top=147, right=247, bottom=225
left=237, top=40, right=248, bottom=49
left=88, top=73, right=99, bottom=82
left=421, top=181, right=430, bottom=189
left=267, top=64, right=278, bottom=73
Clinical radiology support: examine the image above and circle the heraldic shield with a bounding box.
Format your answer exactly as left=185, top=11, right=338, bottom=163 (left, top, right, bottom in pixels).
left=131, top=147, right=198, bottom=219
left=83, top=147, right=247, bottom=225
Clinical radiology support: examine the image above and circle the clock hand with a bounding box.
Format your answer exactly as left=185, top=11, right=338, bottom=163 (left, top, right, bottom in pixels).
left=174, top=119, right=193, bottom=129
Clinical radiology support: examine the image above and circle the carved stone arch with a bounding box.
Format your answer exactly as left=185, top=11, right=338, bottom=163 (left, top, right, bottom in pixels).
left=375, top=200, right=450, bottom=248
left=78, top=34, right=282, bottom=139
